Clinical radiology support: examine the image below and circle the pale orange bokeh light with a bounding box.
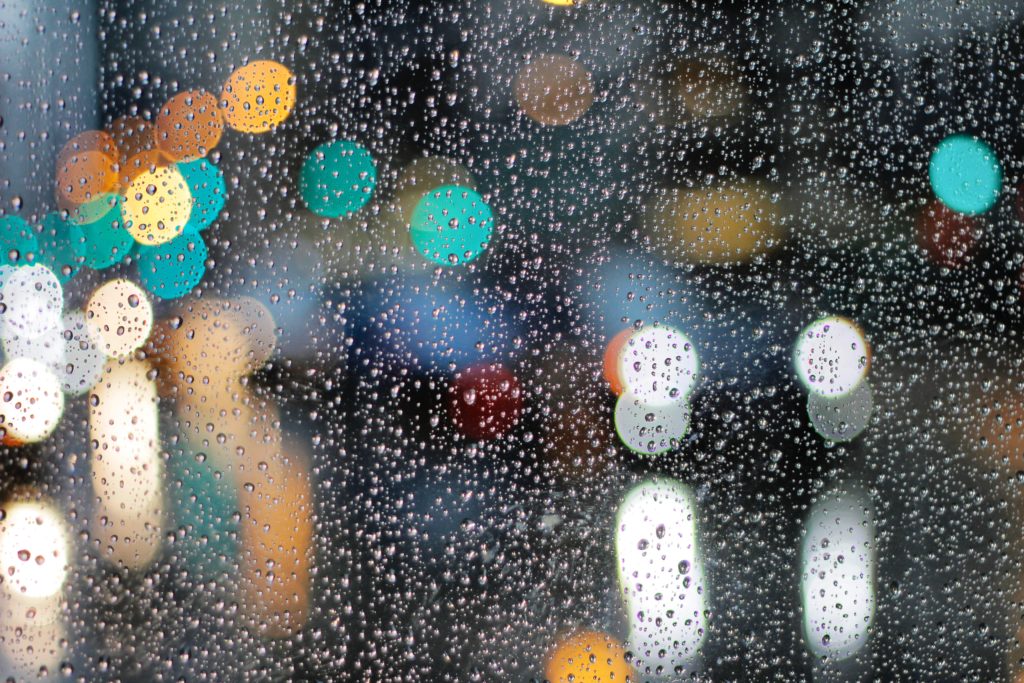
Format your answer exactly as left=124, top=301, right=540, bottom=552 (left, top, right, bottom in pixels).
left=55, top=130, right=118, bottom=207
left=86, top=278, right=154, bottom=358
left=151, top=298, right=306, bottom=638
left=117, top=149, right=171, bottom=188
left=514, top=54, right=594, bottom=127
left=108, top=116, right=159, bottom=166
left=89, top=357, right=164, bottom=570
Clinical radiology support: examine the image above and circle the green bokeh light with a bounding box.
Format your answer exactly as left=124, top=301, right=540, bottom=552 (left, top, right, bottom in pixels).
left=409, top=185, right=493, bottom=265
left=299, top=140, right=376, bottom=218
left=928, top=134, right=1002, bottom=215
left=136, top=232, right=208, bottom=300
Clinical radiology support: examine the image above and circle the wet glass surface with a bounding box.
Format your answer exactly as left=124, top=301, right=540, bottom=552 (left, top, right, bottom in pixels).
left=0, top=1, right=1024, bottom=680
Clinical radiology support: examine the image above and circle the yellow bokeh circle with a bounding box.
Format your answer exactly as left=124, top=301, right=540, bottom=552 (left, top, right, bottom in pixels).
left=122, top=165, right=193, bottom=245
left=221, top=60, right=297, bottom=134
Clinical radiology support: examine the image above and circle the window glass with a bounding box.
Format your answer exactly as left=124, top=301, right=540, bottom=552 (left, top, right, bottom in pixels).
left=0, top=1, right=1022, bottom=680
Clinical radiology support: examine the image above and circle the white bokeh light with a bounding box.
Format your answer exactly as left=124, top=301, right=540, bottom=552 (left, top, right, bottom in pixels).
left=614, top=393, right=690, bottom=456
left=616, top=478, right=707, bottom=676
left=0, top=499, right=70, bottom=599
left=807, top=380, right=874, bottom=443
left=0, top=264, right=63, bottom=341
left=60, top=310, right=107, bottom=395
left=801, top=488, right=876, bottom=662
left=794, top=316, right=869, bottom=397
left=617, top=325, right=699, bottom=407
left=0, top=357, right=65, bottom=443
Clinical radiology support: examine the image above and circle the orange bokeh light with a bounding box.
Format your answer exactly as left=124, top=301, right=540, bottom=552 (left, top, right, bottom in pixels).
left=108, top=116, right=159, bottom=166
left=545, top=630, right=634, bottom=683
left=156, top=90, right=224, bottom=161
left=602, top=328, right=632, bottom=396
left=220, top=60, right=297, bottom=134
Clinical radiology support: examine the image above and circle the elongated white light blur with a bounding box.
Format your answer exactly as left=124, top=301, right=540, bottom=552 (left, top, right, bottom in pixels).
left=801, top=488, right=876, bottom=662
left=616, top=478, right=707, bottom=676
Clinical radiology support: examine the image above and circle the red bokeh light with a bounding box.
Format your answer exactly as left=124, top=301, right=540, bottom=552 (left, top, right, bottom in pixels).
left=916, top=199, right=978, bottom=268
left=449, top=363, right=522, bottom=440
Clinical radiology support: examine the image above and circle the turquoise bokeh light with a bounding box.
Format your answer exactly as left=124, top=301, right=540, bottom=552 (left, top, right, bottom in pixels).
left=39, top=213, right=85, bottom=282
left=179, top=158, right=226, bottom=234
left=0, top=215, right=39, bottom=267
left=299, top=140, right=376, bottom=218
left=78, top=194, right=133, bottom=269
left=409, top=185, right=493, bottom=265
left=928, top=134, right=1001, bottom=215
left=136, top=232, right=208, bottom=300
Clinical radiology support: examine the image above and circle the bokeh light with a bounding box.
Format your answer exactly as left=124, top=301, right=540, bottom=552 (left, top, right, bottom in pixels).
left=59, top=310, right=106, bottom=396
left=672, top=57, right=748, bottom=120
left=89, top=357, right=163, bottom=570
left=514, top=54, right=594, bottom=126
left=0, top=498, right=69, bottom=599
left=0, top=215, right=39, bottom=267
left=0, top=357, right=65, bottom=444
left=3, top=323, right=65, bottom=378
left=86, top=278, right=154, bottom=358
left=150, top=296, right=278, bottom=384
left=178, top=158, right=226, bottom=233
left=108, top=116, right=160, bottom=169
left=929, top=134, right=1001, bottom=215
left=220, top=60, right=297, bottom=134
left=136, top=231, right=208, bottom=299
left=602, top=328, right=632, bottom=395
left=0, top=264, right=64, bottom=340
left=801, top=489, right=875, bottom=662
left=916, top=199, right=978, bottom=268
left=544, top=630, right=634, bottom=683
left=299, top=140, right=377, bottom=218
left=794, top=316, right=870, bottom=398
left=409, top=185, right=494, bottom=265
left=38, top=212, right=85, bottom=281
left=155, top=89, right=224, bottom=161
left=74, top=194, right=134, bottom=269
left=617, top=325, right=699, bottom=407
left=807, top=381, right=874, bottom=443
left=614, top=392, right=689, bottom=455
left=238, top=439, right=314, bottom=638
left=55, top=130, right=118, bottom=207
left=616, top=478, right=707, bottom=675
left=122, top=164, right=193, bottom=245
left=449, top=363, right=522, bottom=440
left=648, top=183, right=780, bottom=264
